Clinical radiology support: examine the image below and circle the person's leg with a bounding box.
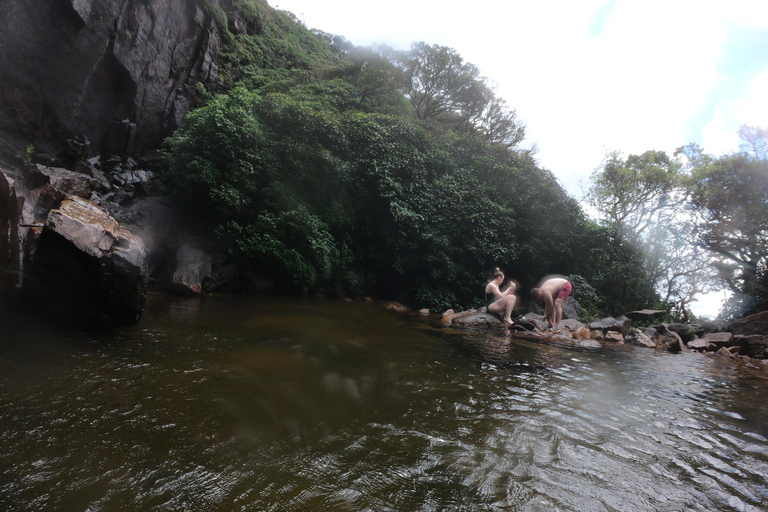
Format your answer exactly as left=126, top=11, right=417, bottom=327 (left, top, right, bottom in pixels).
left=554, top=298, right=564, bottom=328
left=489, top=296, right=515, bottom=324
left=503, top=295, right=517, bottom=324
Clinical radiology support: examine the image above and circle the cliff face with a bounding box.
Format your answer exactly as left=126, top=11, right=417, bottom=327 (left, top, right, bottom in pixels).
left=0, top=0, right=221, bottom=155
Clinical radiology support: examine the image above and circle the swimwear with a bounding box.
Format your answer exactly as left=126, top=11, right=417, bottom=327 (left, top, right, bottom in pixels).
left=556, top=281, right=572, bottom=301
left=486, top=293, right=498, bottom=308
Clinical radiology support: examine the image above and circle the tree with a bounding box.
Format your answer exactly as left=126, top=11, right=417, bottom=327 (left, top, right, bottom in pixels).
left=398, top=42, right=525, bottom=147
left=686, top=151, right=768, bottom=316
left=738, top=124, right=768, bottom=161
left=586, top=150, right=716, bottom=317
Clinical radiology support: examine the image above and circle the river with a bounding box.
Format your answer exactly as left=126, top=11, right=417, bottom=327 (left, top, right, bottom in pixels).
left=1, top=294, right=767, bottom=511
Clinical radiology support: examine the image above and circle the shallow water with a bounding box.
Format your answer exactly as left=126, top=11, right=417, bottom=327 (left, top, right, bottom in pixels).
left=1, top=294, right=767, bottom=511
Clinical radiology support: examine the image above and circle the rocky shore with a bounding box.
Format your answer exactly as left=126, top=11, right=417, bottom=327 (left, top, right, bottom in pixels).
left=432, top=303, right=768, bottom=369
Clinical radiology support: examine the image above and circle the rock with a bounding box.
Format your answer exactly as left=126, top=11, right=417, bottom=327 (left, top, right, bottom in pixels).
left=20, top=196, right=148, bottom=327
left=666, top=323, right=696, bottom=343
left=654, top=330, right=683, bottom=352
left=561, top=318, right=586, bottom=331
left=449, top=309, right=503, bottom=327
left=701, top=320, right=725, bottom=334
left=728, top=310, right=768, bottom=336
left=577, top=339, right=602, bottom=349
left=385, top=302, right=410, bottom=314
left=0, top=0, right=221, bottom=155
left=25, top=166, right=95, bottom=221
left=624, top=327, right=655, bottom=348
left=526, top=301, right=543, bottom=315
left=0, top=169, right=22, bottom=295
left=688, top=339, right=713, bottom=351
left=715, top=347, right=736, bottom=359
left=604, top=331, right=625, bottom=344
left=572, top=327, right=591, bottom=341
left=614, top=315, right=632, bottom=335
left=166, top=244, right=212, bottom=295
left=418, top=308, right=430, bottom=315
left=517, top=315, right=547, bottom=331
left=442, top=309, right=455, bottom=318
left=203, top=261, right=240, bottom=292
left=734, top=335, right=768, bottom=358
left=561, top=296, right=582, bottom=320
left=701, top=332, right=733, bottom=347
left=625, top=309, right=667, bottom=322
left=590, top=329, right=605, bottom=341
left=589, top=317, right=616, bottom=330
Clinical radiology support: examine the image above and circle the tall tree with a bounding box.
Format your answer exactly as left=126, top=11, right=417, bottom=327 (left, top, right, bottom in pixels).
left=586, top=150, right=715, bottom=317
left=686, top=149, right=768, bottom=316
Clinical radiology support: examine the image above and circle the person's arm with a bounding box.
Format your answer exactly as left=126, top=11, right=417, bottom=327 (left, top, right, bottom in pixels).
left=503, top=282, right=516, bottom=296
left=488, top=282, right=503, bottom=299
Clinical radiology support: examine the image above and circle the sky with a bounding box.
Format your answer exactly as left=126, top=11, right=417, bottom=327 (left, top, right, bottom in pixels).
left=268, top=0, right=768, bottom=316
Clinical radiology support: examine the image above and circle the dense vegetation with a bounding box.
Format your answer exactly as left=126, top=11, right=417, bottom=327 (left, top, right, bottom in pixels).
left=163, top=0, right=767, bottom=320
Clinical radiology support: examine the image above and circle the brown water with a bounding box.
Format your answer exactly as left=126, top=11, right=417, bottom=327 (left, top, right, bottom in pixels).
left=1, top=294, right=767, bottom=511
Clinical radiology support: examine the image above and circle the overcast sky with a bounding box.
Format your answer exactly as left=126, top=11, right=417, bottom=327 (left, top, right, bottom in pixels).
left=268, top=0, right=768, bottom=316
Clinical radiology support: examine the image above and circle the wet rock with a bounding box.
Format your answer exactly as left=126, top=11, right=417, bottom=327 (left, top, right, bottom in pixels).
left=604, top=331, right=625, bottom=344
left=21, top=196, right=148, bottom=327
left=590, top=329, right=605, bottom=342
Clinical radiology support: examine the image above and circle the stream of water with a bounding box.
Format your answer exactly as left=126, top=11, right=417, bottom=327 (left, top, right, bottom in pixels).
left=1, top=294, right=767, bottom=511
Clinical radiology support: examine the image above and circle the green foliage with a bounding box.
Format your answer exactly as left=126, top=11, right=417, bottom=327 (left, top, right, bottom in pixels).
left=25, top=144, right=36, bottom=161
left=162, top=1, right=635, bottom=309
left=566, top=274, right=600, bottom=320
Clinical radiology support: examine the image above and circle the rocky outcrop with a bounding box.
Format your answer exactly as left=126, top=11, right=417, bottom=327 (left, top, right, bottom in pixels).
left=21, top=196, right=148, bottom=327
left=435, top=304, right=767, bottom=366
left=0, top=0, right=222, bottom=155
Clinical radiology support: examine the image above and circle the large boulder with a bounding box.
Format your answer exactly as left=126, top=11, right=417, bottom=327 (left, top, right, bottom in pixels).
left=561, top=296, right=582, bottom=320
left=624, top=328, right=656, bottom=348
left=21, top=196, right=148, bottom=327
left=728, top=310, right=768, bottom=336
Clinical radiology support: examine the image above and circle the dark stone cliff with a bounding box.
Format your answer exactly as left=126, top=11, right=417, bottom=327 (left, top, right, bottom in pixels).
left=0, top=0, right=235, bottom=327
left=0, top=0, right=221, bottom=155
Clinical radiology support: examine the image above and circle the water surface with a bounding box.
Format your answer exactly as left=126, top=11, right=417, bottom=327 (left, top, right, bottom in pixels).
left=1, top=295, right=767, bottom=511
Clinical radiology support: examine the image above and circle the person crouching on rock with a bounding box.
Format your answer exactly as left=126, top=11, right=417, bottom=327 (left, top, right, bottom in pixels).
left=530, top=275, right=572, bottom=330
left=485, top=267, right=518, bottom=326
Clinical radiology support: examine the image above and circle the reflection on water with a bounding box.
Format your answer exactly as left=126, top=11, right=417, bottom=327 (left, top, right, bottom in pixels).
left=1, top=294, right=767, bottom=511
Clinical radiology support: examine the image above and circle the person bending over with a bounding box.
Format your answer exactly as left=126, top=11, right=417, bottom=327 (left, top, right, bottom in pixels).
left=485, top=268, right=518, bottom=326
left=530, top=276, right=572, bottom=329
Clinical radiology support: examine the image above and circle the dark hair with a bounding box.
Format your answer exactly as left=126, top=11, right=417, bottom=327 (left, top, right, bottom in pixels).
left=530, top=287, right=541, bottom=300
